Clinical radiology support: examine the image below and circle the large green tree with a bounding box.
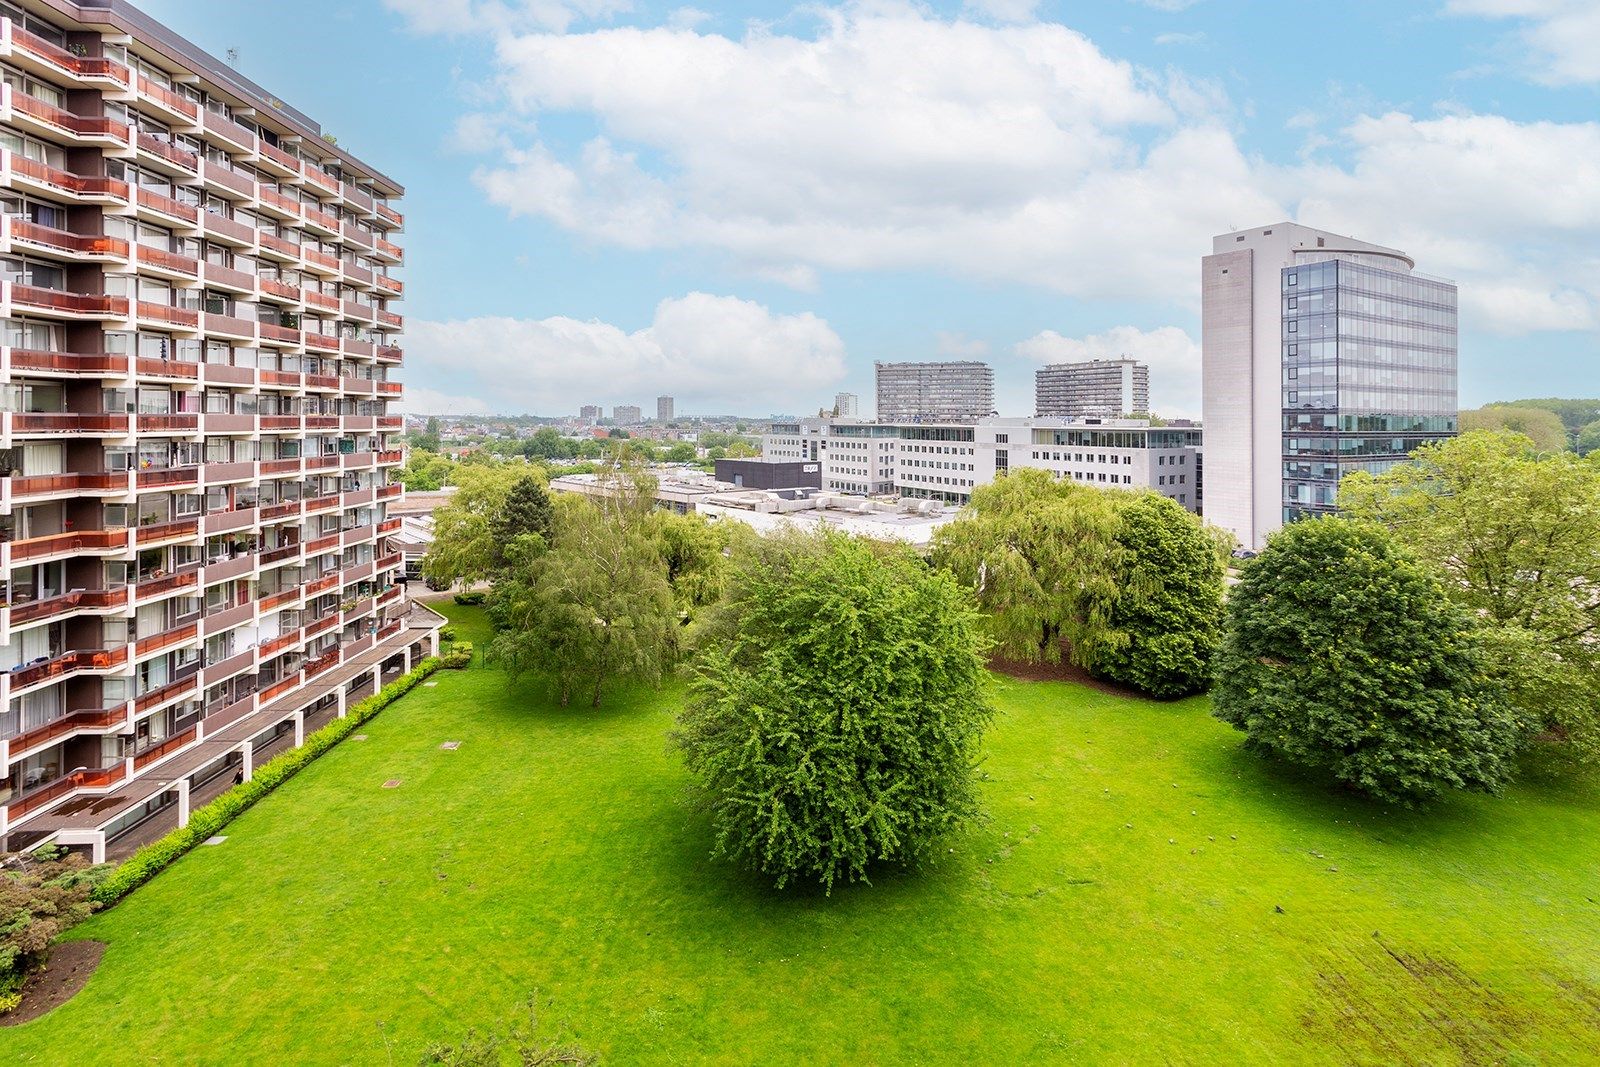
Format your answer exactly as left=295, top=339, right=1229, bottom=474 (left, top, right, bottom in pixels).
left=491, top=475, right=556, bottom=558
left=1076, top=492, right=1229, bottom=698
left=931, top=468, right=1121, bottom=665
left=1213, top=517, right=1523, bottom=805
left=1460, top=405, right=1568, bottom=452
left=1340, top=430, right=1600, bottom=761
left=1578, top=419, right=1600, bottom=457
left=488, top=496, right=677, bottom=708
left=675, top=530, right=993, bottom=892
left=420, top=464, right=525, bottom=589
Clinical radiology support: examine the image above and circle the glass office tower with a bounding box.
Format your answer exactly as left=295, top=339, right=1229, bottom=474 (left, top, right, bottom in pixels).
left=1280, top=259, right=1458, bottom=520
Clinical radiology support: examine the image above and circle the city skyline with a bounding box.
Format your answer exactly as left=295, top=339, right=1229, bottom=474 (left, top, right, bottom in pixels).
left=134, top=0, right=1599, bottom=420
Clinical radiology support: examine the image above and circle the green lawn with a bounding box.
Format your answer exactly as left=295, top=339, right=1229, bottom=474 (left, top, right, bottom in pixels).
left=5, top=604, right=1598, bottom=1064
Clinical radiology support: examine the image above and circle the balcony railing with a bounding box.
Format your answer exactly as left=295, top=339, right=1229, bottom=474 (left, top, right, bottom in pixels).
left=10, top=411, right=129, bottom=433
left=202, top=108, right=255, bottom=151
left=7, top=586, right=127, bottom=626
left=133, top=518, right=199, bottom=545
left=5, top=762, right=127, bottom=820
left=135, top=621, right=198, bottom=657
left=136, top=187, right=199, bottom=224
left=3, top=706, right=126, bottom=756
left=134, top=569, right=199, bottom=601
left=136, top=465, right=200, bottom=488
left=8, top=85, right=130, bottom=142
left=201, top=210, right=254, bottom=244
left=202, top=261, right=255, bottom=290
left=10, top=348, right=127, bottom=374
left=132, top=726, right=198, bottom=771
left=9, top=646, right=128, bottom=690
left=135, top=131, right=198, bottom=172
left=136, top=301, right=200, bottom=328
left=9, top=283, right=128, bottom=317
left=259, top=322, right=302, bottom=345
left=259, top=232, right=299, bottom=258
left=374, top=238, right=403, bottom=261
left=375, top=203, right=403, bottom=226
left=258, top=141, right=301, bottom=173
left=135, top=356, right=201, bottom=379
left=136, top=75, right=199, bottom=121
left=7, top=152, right=129, bottom=201
left=138, top=244, right=200, bottom=275
left=9, top=471, right=123, bottom=498
left=136, top=412, right=199, bottom=433
left=134, top=673, right=199, bottom=714
left=9, top=218, right=128, bottom=258
left=7, top=21, right=129, bottom=85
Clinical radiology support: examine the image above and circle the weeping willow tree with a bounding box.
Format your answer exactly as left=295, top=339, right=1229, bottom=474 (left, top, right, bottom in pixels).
left=931, top=469, right=1228, bottom=697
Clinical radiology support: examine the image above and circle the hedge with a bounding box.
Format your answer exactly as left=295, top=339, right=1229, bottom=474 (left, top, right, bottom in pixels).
left=91, top=656, right=442, bottom=907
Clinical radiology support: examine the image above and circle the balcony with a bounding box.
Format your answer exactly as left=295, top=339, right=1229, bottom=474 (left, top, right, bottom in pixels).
left=375, top=274, right=402, bottom=297
left=342, top=260, right=374, bottom=288
left=260, top=586, right=301, bottom=610
left=5, top=151, right=128, bottom=204
left=203, top=311, right=257, bottom=340
left=259, top=322, right=302, bottom=347
left=307, top=532, right=342, bottom=555
left=5, top=762, right=126, bottom=821
left=133, top=569, right=200, bottom=603
left=135, top=131, right=199, bottom=175
left=9, top=348, right=128, bottom=375
left=303, top=205, right=340, bottom=237
left=201, top=361, right=253, bottom=386
left=3, top=19, right=130, bottom=87
left=7, top=586, right=128, bottom=627
left=343, top=339, right=376, bottom=361
left=261, top=456, right=303, bottom=474
left=258, top=142, right=302, bottom=178
left=377, top=310, right=403, bottom=329
left=204, top=505, right=259, bottom=535
left=202, top=108, right=255, bottom=153
left=135, top=356, right=201, bottom=380
left=377, top=450, right=404, bottom=465
left=377, top=517, right=402, bottom=536
left=341, top=222, right=374, bottom=251
left=133, top=518, right=199, bottom=546
left=372, top=238, right=403, bottom=264
left=377, top=415, right=404, bottom=431
left=4, top=84, right=129, bottom=144
left=136, top=244, right=200, bottom=278
left=135, top=621, right=198, bottom=659
left=8, top=282, right=128, bottom=319
left=376, top=345, right=402, bottom=364
left=377, top=483, right=402, bottom=500
left=9, top=646, right=128, bottom=690
left=202, top=260, right=255, bottom=292
left=135, top=465, right=199, bottom=489
left=257, top=187, right=300, bottom=220
left=136, top=301, right=200, bottom=329
left=134, top=672, right=200, bottom=715
left=5, top=217, right=128, bottom=260
left=374, top=202, right=403, bottom=228
left=259, top=414, right=302, bottom=433
left=136, top=75, right=200, bottom=124
left=302, top=248, right=341, bottom=275
left=136, top=187, right=199, bottom=226
left=261, top=500, right=301, bottom=520
left=132, top=726, right=198, bottom=772
left=258, top=232, right=300, bottom=261
left=3, top=706, right=127, bottom=762
left=303, top=167, right=340, bottom=196
left=377, top=381, right=402, bottom=397
left=9, top=471, right=124, bottom=501
left=136, top=412, right=199, bottom=433
left=259, top=542, right=301, bottom=567
left=201, top=210, right=254, bottom=246
left=8, top=411, right=130, bottom=435
left=305, top=334, right=340, bottom=355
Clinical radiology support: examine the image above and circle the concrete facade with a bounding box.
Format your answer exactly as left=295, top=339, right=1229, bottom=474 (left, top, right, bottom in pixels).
left=1035, top=359, right=1150, bottom=418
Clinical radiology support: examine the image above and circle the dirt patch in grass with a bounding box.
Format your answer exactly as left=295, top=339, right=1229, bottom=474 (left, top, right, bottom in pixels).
left=986, top=653, right=1148, bottom=699
left=1, top=941, right=105, bottom=1026
left=1300, top=933, right=1600, bottom=1064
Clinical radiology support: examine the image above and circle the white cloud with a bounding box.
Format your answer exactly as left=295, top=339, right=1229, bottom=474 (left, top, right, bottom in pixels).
left=397, top=387, right=493, bottom=416
left=665, top=6, right=711, bottom=29
left=962, top=0, right=1041, bottom=24
left=404, top=293, right=848, bottom=414
left=1154, top=31, right=1206, bottom=45
left=1014, top=325, right=1201, bottom=417
left=1447, top=0, right=1600, bottom=85
left=935, top=331, right=992, bottom=358
left=1135, top=0, right=1202, bottom=10
left=383, top=0, right=632, bottom=34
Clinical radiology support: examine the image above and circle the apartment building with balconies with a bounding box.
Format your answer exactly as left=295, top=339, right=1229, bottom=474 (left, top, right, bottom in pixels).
left=0, top=0, right=440, bottom=858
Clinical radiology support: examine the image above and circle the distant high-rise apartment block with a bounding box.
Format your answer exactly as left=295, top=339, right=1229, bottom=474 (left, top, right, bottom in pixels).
left=579, top=405, right=602, bottom=422
left=0, top=0, right=439, bottom=857
left=834, top=392, right=858, bottom=418
left=1035, top=359, right=1150, bottom=418
left=1202, top=222, right=1457, bottom=550
left=612, top=405, right=642, bottom=425
left=875, top=361, right=993, bottom=422
left=656, top=396, right=674, bottom=422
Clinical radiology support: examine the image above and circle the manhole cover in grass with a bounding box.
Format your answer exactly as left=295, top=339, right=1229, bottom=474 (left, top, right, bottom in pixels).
left=423, top=681, right=439, bottom=687
left=353, top=734, right=369, bottom=741
left=440, top=741, right=461, bottom=750
left=202, top=836, right=227, bottom=845
left=383, top=779, right=402, bottom=789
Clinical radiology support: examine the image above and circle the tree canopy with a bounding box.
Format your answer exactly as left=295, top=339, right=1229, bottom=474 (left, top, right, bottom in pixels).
left=675, top=530, right=993, bottom=892
left=1212, top=517, right=1523, bottom=805
left=1340, top=430, right=1600, bottom=761
left=421, top=464, right=528, bottom=589
left=1459, top=405, right=1568, bottom=452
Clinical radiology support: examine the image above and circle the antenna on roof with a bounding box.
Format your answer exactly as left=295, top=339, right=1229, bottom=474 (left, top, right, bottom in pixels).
left=225, top=47, right=239, bottom=68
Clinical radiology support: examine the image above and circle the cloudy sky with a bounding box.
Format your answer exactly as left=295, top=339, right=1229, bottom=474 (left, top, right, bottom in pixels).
left=145, top=0, right=1598, bottom=418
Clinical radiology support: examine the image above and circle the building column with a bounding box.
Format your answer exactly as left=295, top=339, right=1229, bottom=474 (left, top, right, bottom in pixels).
left=402, top=648, right=411, bottom=674
left=428, top=630, right=439, bottom=657
left=292, top=710, right=304, bottom=749
left=335, top=686, right=347, bottom=719
left=239, top=740, right=253, bottom=783
left=173, top=779, right=190, bottom=829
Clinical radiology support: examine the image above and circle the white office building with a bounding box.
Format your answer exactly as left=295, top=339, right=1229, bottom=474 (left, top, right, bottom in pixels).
left=834, top=392, right=859, bottom=418
left=1202, top=223, right=1457, bottom=550
left=1035, top=359, right=1150, bottom=418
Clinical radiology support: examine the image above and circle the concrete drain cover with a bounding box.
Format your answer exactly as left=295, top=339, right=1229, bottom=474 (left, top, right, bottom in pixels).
left=383, top=779, right=402, bottom=788
left=423, top=681, right=439, bottom=687
left=202, top=836, right=227, bottom=845
left=440, top=741, right=461, bottom=750
left=353, top=734, right=369, bottom=741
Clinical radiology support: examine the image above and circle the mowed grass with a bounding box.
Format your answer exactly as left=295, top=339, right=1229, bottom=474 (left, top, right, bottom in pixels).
left=4, top=604, right=1598, bottom=1064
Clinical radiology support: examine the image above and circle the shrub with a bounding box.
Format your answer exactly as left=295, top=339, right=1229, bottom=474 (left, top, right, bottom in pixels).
left=92, top=657, right=441, bottom=906
left=438, top=626, right=458, bottom=642
left=1212, top=518, right=1524, bottom=805
left=442, top=642, right=473, bottom=669
left=453, top=591, right=486, bottom=606
left=675, top=530, right=992, bottom=892
left=0, top=848, right=108, bottom=1003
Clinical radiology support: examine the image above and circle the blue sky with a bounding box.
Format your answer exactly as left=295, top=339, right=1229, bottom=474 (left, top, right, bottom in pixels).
left=142, top=0, right=1598, bottom=418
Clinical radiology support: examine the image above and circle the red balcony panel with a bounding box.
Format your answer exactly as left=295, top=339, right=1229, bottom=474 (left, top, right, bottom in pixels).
left=136, top=131, right=198, bottom=172
left=304, top=289, right=339, bottom=312
left=203, top=460, right=254, bottom=482
left=304, top=414, right=338, bottom=429
left=6, top=705, right=127, bottom=758
left=202, top=109, right=255, bottom=151
left=204, top=506, right=259, bottom=535
left=342, top=451, right=376, bottom=469
left=261, top=457, right=303, bottom=475
left=134, top=569, right=199, bottom=601
left=11, top=412, right=129, bottom=434
left=304, top=206, right=340, bottom=232
left=136, top=622, right=198, bottom=658
left=202, top=600, right=254, bottom=637
left=11, top=284, right=128, bottom=317
left=304, top=167, right=339, bottom=195
left=343, top=182, right=374, bottom=212
left=138, top=245, right=199, bottom=276
left=200, top=210, right=254, bottom=247
left=259, top=543, right=301, bottom=566
left=136, top=300, right=200, bottom=328
left=259, top=322, right=302, bottom=346
left=6, top=762, right=127, bottom=820
left=10, top=471, right=122, bottom=498
left=8, top=154, right=129, bottom=202
left=261, top=500, right=301, bottom=520
left=258, top=674, right=301, bottom=704
left=304, top=456, right=339, bottom=473
left=376, top=346, right=402, bottom=363
left=9, top=529, right=125, bottom=561
left=305, top=573, right=340, bottom=595
left=202, top=261, right=255, bottom=291
left=259, top=277, right=299, bottom=302
left=10, top=89, right=130, bottom=142
left=304, top=248, right=341, bottom=272
left=305, top=334, right=339, bottom=354
left=203, top=312, right=257, bottom=339
left=8, top=586, right=127, bottom=626
left=134, top=674, right=199, bottom=714
left=258, top=187, right=301, bottom=216
left=201, top=362, right=254, bottom=386
left=259, top=232, right=300, bottom=258
left=377, top=450, right=404, bottom=465
left=377, top=310, right=403, bottom=328
left=377, top=483, right=402, bottom=500
left=136, top=466, right=199, bottom=489
left=259, top=629, right=302, bottom=658
left=9, top=646, right=128, bottom=689
left=377, top=518, right=402, bottom=536
left=261, top=587, right=301, bottom=610
left=343, top=339, right=376, bottom=360
left=375, top=238, right=403, bottom=260
left=377, top=552, right=402, bottom=570
left=259, top=414, right=302, bottom=432
left=200, top=159, right=253, bottom=197
left=136, top=76, right=200, bottom=122
left=375, top=203, right=403, bottom=227
left=136, top=356, right=201, bottom=379
left=304, top=377, right=339, bottom=394
left=9, top=348, right=127, bottom=374
left=307, top=533, right=341, bottom=554
left=377, top=381, right=402, bottom=396
left=135, top=187, right=199, bottom=224
left=305, top=647, right=341, bottom=678
left=304, top=613, right=339, bottom=639
left=375, top=274, right=403, bottom=296
left=10, top=219, right=128, bottom=258
left=341, top=222, right=374, bottom=249
left=132, top=726, right=198, bottom=771
left=137, top=412, right=199, bottom=433
left=342, top=261, right=374, bottom=286
left=134, top=518, right=199, bottom=545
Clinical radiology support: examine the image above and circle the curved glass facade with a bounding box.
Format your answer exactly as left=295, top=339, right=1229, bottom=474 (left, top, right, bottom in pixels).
left=1281, top=260, right=1458, bottom=519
